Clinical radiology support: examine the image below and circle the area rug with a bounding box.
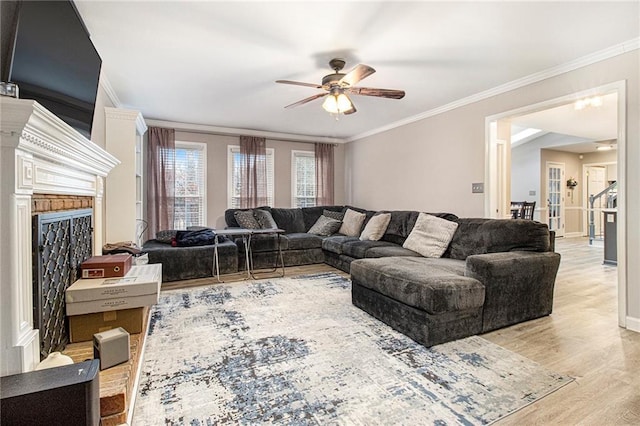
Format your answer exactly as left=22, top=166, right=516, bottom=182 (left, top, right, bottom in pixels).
left=133, top=273, right=572, bottom=425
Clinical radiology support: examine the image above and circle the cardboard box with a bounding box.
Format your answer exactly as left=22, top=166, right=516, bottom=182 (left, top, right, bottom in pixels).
left=68, top=307, right=146, bottom=343
left=81, top=254, right=133, bottom=279
left=66, top=264, right=161, bottom=316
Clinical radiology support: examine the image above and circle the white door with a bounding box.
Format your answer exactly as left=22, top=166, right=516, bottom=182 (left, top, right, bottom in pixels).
left=586, top=166, right=607, bottom=237
left=546, top=162, right=565, bottom=237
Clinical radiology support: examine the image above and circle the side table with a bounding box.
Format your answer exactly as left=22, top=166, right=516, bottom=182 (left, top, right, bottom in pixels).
left=248, top=228, right=285, bottom=279
left=212, top=228, right=252, bottom=282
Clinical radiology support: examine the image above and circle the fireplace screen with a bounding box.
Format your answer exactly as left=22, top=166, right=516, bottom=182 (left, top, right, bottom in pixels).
left=32, top=208, right=93, bottom=359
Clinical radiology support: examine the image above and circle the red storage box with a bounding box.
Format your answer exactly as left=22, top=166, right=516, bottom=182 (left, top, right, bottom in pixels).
left=81, top=254, right=132, bottom=279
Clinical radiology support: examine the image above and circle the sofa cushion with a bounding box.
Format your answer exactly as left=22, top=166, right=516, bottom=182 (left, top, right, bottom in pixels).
left=360, top=213, right=391, bottom=241
left=339, top=208, right=366, bottom=237
left=403, top=213, right=459, bottom=258
left=234, top=210, right=260, bottom=229
left=235, top=234, right=287, bottom=252
left=341, top=240, right=396, bottom=259
left=323, top=209, right=345, bottom=221
left=364, top=245, right=422, bottom=258
left=271, top=208, right=306, bottom=234
left=350, top=257, right=485, bottom=315
left=254, top=209, right=278, bottom=229
left=380, top=211, right=459, bottom=245
left=308, top=215, right=342, bottom=236
left=446, top=218, right=551, bottom=260
left=322, top=235, right=359, bottom=254
left=284, top=233, right=324, bottom=250
left=225, top=207, right=271, bottom=228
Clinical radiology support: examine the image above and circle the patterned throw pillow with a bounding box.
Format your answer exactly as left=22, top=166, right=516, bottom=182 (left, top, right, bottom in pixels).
left=338, top=208, right=366, bottom=237
left=360, top=213, right=391, bottom=241
left=323, top=209, right=344, bottom=221
left=254, top=209, right=278, bottom=229
left=234, top=210, right=260, bottom=229
left=308, top=215, right=342, bottom=236
left=156, top=229, right=178, bottom=244
left=403, top=213, right=459, bottom=257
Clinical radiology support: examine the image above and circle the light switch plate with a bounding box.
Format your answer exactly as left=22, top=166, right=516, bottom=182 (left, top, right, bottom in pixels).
left=529, top=190, right=536, bottom=196
left=472, top=183, right=484, bottom=193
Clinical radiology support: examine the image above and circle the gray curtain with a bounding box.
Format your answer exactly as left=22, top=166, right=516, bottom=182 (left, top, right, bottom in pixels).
left=315, top=143, right=334, bottom=206
left=239, top=135, right=268, bottom=208
left=147, top=127, right=175, bottom=238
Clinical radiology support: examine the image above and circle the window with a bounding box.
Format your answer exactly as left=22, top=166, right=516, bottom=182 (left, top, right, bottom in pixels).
left=292, top=150, right=316, bottom=207
left=173, top=141, right=206, bottom=228
left=227, top=145, right=275, bottom=208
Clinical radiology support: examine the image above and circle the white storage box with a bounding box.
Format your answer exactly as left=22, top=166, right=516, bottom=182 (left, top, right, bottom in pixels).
left=66, top=264, right=161, bottom=316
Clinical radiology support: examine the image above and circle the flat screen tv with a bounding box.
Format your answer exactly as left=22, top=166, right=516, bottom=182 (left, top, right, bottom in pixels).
left=5, top=1, right=102, bottom=139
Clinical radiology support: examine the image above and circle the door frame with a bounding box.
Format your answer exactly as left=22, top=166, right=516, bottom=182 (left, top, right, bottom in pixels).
left=545, top=161, right=566, bottom=237
left=485, top=80, right=627, bottom=328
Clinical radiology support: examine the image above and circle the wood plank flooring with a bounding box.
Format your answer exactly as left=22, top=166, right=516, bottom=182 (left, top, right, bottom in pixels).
left=161, top=238, right=640, bottom=424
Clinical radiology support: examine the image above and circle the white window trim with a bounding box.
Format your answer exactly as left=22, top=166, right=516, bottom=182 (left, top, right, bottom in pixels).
left=291, top=150, right=315, bottom=208
left=227, top=145, right=275, bottom=208
left=175, top=140, right=207, bottom=227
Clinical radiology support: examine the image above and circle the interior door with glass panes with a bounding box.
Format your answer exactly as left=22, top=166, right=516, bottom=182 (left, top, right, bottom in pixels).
left=546, top=162, right=565, bottom=237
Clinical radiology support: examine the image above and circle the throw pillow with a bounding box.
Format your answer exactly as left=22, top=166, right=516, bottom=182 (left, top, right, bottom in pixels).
left=308, top=215, right=342, bottom=236
left=234, top=210, right=260, bottom=229
left=254, top=209, right=278, bottom=229
left=402, top=212, right=459, bottom=258
left=323, top=209, right=344, bottom=221
left=338, top=208, right=366, bottom=237
left=155, top=229, right=177, bottom=244
left=360, top=213, right=391, bottom=241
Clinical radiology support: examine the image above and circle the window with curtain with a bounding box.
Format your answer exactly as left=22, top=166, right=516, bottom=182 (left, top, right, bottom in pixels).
left=172, top=141, right=207, bottom=228
left=292, top=150, right=316, bottom=207
left=227, top=145, right=274, bottom=208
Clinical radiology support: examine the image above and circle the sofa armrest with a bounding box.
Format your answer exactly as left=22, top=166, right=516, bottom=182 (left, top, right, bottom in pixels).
left=465, top=251, right=561, bottom=333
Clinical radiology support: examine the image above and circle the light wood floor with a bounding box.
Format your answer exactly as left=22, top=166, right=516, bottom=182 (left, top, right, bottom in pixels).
left=162, top=238, right=640, bottom=424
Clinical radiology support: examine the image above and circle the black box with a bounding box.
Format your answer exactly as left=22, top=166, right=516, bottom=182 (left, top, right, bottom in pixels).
left=1, top=360, right=100, bottom=426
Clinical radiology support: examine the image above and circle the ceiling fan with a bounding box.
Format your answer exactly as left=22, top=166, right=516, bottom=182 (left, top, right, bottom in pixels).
left=276, top=58, right=405, bottom=115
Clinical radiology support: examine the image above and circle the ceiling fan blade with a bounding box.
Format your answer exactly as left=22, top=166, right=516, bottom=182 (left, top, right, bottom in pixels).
left=343, top=95, right=357, bottom=115
left=276, top=80, right=322, bottom=89
left=339, top=64, right=375, bottom=87
left=348, top=87, right=405, bottom=99
left=284, top=93, right=327, bottom=109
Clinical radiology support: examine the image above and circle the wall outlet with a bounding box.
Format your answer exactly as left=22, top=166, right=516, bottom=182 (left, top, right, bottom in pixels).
left=529, top=190, right=536, bottom=196
left=471, top=183, right=484, bottom=193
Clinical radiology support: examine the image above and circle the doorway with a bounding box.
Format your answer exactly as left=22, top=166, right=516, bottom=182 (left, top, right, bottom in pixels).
left=546, top=162, right=565, bottom=237
left=485, top=81, right=627, bottom=327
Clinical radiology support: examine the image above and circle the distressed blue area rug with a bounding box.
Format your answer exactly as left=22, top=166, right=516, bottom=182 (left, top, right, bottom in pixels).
left=134, top=273, right=572, bottom=425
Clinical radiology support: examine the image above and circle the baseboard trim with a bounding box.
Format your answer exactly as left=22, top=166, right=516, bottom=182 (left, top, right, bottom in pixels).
left=564, top=232, right=584, bottom=238
left=626, top=316, right=640, bottom=333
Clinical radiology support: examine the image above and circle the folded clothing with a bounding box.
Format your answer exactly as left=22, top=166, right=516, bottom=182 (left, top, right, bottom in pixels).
left=173, top=229, right=227, bottom=247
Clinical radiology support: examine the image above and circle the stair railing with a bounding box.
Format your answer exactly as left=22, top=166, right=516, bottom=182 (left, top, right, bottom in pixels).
left=588, top=181, right=617, bottom=245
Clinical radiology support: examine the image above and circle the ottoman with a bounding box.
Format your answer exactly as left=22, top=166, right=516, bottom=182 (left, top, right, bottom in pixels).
left=350, top=256, right=486, bottom=347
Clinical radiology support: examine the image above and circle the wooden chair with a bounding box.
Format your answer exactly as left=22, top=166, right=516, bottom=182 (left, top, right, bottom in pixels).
left=521, top=201, right=536, bottom=220
left=510, top=202, right=524, bottom=219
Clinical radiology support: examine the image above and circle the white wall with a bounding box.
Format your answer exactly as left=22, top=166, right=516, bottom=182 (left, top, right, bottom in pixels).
left=345, top=50, right=640, bottom=328
left=174, top=131, right=346, bottom=229
left=511, top=141, right=541, bottom=209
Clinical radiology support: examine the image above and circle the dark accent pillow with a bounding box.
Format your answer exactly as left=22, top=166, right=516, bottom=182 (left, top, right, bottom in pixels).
left=323, top=209, right=344, bottom=221
left=234, top=210, right=260, bottom=229
left=308, top=215, right=342, bottom=236
left=156, top=229, right=178, bottom=244
left=254, top=209, right=278, bottom=229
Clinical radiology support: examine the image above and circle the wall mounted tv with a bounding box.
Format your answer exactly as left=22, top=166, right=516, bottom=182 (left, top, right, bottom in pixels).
left=5, top=1, right=102, bottom=139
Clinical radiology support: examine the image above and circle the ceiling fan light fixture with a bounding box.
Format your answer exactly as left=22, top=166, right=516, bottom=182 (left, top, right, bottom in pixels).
left=322, top=92, right=353, bottom=114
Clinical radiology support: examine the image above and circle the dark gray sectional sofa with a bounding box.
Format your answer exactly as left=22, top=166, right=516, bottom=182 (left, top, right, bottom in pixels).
left=143, top=204, right=560, bottom=347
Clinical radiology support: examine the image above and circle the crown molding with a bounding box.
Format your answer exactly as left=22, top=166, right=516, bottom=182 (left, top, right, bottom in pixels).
left=346, top=37, right=640, bottom=143
left=99, top=71, right=122, bottom=108
left=145, top=119, right=345, bottom=144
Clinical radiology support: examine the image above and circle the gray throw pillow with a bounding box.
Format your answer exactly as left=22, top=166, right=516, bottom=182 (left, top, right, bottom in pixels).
left=234, top=210, right=260, bottom=229
left=403, top=212, right=459, bottom=257
left=308, top=215, right=342, bottom=236
left=254, top=209, right=278, bottom=229
left=323, top=209, right=344, bottom=221
left=155, top=229, right=178, bottom=244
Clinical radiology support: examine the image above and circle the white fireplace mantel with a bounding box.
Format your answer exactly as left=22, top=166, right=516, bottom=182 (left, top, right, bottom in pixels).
left=0, top=98, right=119, bottom=376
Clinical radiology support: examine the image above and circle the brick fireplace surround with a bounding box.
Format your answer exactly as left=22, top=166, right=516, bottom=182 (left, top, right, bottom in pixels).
left=0, top=98, right=119, bottom=376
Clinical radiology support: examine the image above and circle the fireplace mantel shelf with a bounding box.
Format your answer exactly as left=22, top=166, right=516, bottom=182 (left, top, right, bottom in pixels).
left=1, top=98, right=120, bottom=376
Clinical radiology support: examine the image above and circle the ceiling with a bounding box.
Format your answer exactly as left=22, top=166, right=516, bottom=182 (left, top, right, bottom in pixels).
left=510, top=92, right=618, bottom=154
left=73, top=1, right=640, bottom=142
